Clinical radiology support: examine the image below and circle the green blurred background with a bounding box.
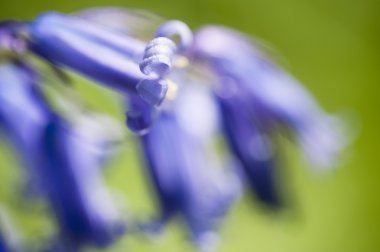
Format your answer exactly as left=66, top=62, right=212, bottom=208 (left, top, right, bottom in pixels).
left=0, top=0, right=379, bottom=251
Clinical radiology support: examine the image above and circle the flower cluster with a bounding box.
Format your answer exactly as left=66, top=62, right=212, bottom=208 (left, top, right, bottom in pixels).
left=0, top=8, right=345, bottom=252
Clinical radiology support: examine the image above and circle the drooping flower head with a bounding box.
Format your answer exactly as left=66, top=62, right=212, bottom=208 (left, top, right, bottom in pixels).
left=0, top=8, right=348, bottom=251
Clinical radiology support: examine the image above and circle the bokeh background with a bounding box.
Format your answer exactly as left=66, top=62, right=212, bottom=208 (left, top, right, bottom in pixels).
left=0, top=0, right=379, bottom=251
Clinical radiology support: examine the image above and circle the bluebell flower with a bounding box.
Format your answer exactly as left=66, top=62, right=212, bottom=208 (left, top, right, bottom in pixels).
left=137, top=82, right=241, bottom=250
left=0, top=61, right=51, bottom=186
left=0, top=8, right=347, bottom=251
left=36, top=114, right=124, bottom=250
left=192, top=26, right=344, bottom=169
left=22, top=12, right=192, bottom=134
left=0, top=60, right=124, bottom=251
left=213, top=84, right=283, bottom=208
left=190, top=26, right=345, bottom=206
left=25, top=12, right=169, bottom=107
left=65, top=5, right=345, bottom=229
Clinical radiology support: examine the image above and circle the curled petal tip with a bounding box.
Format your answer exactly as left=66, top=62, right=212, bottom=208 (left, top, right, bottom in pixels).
left=140, top=54, right=172, bottom=76
left=140, top=37, right=176, bottom=77
left=136, top=78, right=168, bottom=106
left=126, top=107, right=156, bottom=135
left=155, top=20, right=193, bottom=53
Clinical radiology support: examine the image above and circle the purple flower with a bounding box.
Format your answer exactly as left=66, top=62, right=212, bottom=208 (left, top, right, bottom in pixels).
left=0, top=9, right=347, bottom=251
left=26, top=12, right=168, bottom=107
left=214, top=84, right=283, bottom=208
left=192, top=26, right=345, bottom=169
left=0, top=60, right=124, bottom=250
left=0, top=61, right=50, bottom=183
left=36, top=114, right=124, bottom=250
left=189, top=26, right=345, bottom=206
left=138, top=84, right=241, bottom=250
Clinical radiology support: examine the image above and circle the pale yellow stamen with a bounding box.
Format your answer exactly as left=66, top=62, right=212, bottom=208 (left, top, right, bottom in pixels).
left=165, top=79, right=179, bottom=100
left=173, top=56, right=189, bottom=69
